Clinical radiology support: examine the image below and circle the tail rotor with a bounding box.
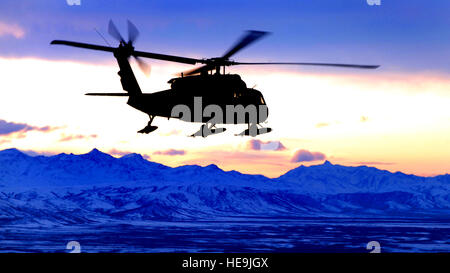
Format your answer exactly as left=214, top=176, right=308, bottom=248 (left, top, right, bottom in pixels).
left=108, top=19, right=151, bottom=76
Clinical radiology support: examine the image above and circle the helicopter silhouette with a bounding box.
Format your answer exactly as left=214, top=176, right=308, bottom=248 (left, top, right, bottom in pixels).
left=51, top=20, right=379, bottom=137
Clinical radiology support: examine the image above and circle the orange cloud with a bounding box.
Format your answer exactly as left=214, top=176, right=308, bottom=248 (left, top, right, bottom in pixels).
left=353, top=161, right=396, bottom=166
left=315, top=122, right=330, bottom=128
left=0, top=21, right=25, bottom=39
left=0, top=139, right=11, bottom=145
left=109, top=148, right=151, bottom=160
left=159, top=129, right=182, bottom=136
left=154, top=149, right=186, bottom=156
left=180, top=149, right=294, bottom=178
left=59, top=134, right=97, bottom=142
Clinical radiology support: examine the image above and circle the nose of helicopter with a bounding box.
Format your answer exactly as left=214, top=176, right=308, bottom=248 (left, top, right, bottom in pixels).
left=246, top=87, right=269, bottom=123
left=248, top=88, right=267, bottom=105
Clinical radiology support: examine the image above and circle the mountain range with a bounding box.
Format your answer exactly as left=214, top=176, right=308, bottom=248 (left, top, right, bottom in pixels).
left=0, top=148, right=449, bottom=226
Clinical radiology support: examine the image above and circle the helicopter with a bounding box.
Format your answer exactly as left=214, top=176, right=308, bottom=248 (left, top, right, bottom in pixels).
left=51, top=20, right=379, bottom=137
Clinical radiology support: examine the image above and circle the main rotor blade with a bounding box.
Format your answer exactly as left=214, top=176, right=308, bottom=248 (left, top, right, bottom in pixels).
left=108, top=20, right=125, bottom=43
left=52, top=40, right=203, bottom=65
left=133, top=50, right=202, bottom=65
left=127, top=20, right=139, bottom=44
left=222, top=30, right=270, bottom=59
left=51, top=40, right=115, bottom=53
left=85, top=93, right=130, bottom=96
left=231, top=62, right=380, bottom=69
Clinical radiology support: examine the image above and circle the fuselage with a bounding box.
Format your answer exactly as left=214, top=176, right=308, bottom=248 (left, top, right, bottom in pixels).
left=127, top=74, right=269, bottom=124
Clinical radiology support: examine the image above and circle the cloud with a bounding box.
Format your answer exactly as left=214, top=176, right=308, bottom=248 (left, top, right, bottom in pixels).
left=21, top=150, right=58, bottom=157
left=291, top=149, right=326, bottom=163
left=0, top=120, right=32, bottom=135
left=59, top=134, right=97, bottom=142
left=247, top=140, right=286, bottom=151
left=315, top=122, right=330, bottom=128
left=354, top=161, right=395, bottom=166
left=0, top=119, right=59, bottom=136
left=109, top=149, right=132, bottom=157
left=181, top=149, right=299, bottom=178
left=0, top=139, right=11, bottom=145
left=153, top=149, right=186, bottom=156
left=109, top=148, right=151, bottom=160
left=0, top=21, right=25, bottom=39
left=191, top=150, right=289, bottom=167
left=159, top=129, right=182, bottom=136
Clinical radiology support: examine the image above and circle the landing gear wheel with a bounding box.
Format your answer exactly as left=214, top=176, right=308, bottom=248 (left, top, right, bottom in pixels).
left=138, top=125, right=158, bottom=134
left=191, top=123, right=226, bottom=137
left=138, top=115, right=158, bottom=134
left=236, top=123, right=272, bottom=136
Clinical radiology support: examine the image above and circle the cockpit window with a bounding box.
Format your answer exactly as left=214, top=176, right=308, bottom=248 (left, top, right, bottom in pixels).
left=260, top=96, right=265, bottom=104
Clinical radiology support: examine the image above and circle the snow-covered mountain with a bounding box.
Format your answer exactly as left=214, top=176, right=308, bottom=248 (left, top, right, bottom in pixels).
left=0, top=148, right=449, bottom=226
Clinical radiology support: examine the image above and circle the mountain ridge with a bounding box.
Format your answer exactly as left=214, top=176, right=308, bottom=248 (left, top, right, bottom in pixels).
left=0, top=148, right=449, bottom=225
left=3, top=147, right=447, bottom=179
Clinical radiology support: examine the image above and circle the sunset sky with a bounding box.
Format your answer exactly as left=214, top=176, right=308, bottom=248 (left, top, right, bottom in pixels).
left=0, top=0, right=449, bottom=177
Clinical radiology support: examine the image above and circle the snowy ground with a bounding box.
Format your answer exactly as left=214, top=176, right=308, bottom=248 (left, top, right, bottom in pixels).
left=1, top=218, right=449, bottom=253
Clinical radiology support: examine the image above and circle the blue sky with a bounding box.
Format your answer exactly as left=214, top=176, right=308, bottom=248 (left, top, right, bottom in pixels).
left=0, top=0, right=449, bottom=73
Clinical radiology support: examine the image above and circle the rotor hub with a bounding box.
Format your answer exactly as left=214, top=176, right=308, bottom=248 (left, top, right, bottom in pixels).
left=116, top=42, right=134, bottom=58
